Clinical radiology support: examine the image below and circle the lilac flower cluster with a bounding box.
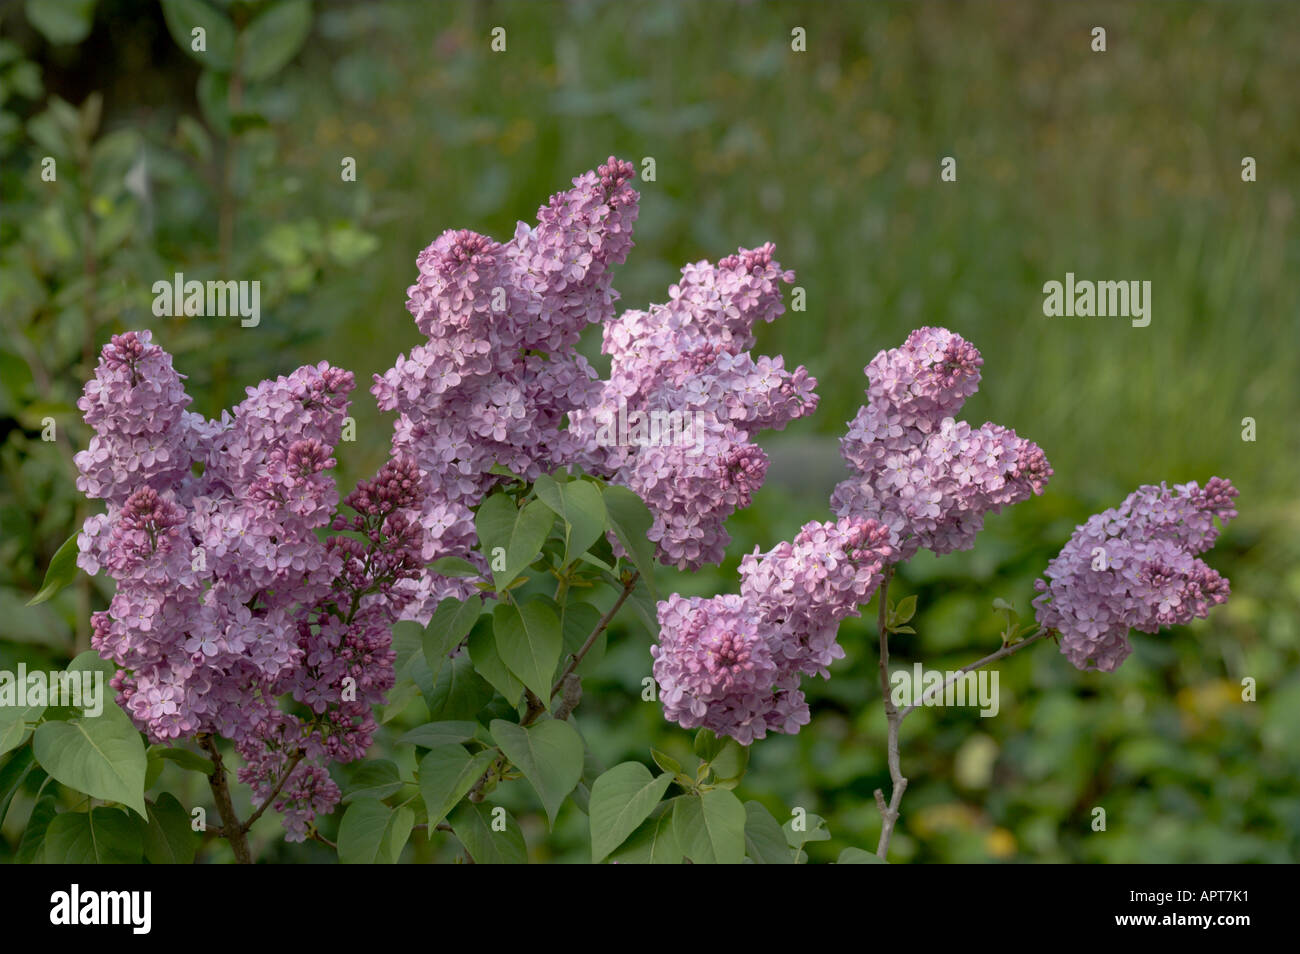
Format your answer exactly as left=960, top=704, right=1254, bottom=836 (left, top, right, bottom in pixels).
left=652, top=516, right=893, bottom=743
left=372, top=157, right=640, bottom=621
left=75, top=331, right=420, bottom=839
left=573, top=243, right=819, bottom=569
left=831, top=327, right=1052, bottom=560
left=1033, top=478, right=1238, bottom=672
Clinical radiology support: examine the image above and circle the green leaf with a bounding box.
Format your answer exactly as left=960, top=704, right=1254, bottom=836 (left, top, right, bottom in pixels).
left=337, top=797, right=410, bottom=863
left=417, top=744, right=496, bottom=833
left=492, top=600, right=562, bottom=706
left=608, top=808, right=681, bottom=864
left=783, top=811, right=831, bottom=851
left=534, top=475, right=607, bottom=568
left=32, top=703, right=147, bottom=817
left=25, top=0, right=97, bottom=45
left=160, top=0, right=235, bottom=71
left=623, top=575, right=660, bottom=634
left=559, top=600, right=603, bottom=660
left=196, top=69, right=229, bottom=133
left=448, top=801, right=527, bottom=863
left=602, top=485, right=658, bottom=597
left=693, top=728, right=724, bottom=761
left=476, top=494, right=554, bottom=593
left=147, top=745, right=213, bottom=775
left=837, top=846, right=887, bottom=863
left=143, top=793, right=199, bottom=864
left=397, top=720, right=480, bottom=749
left=423, top=597, right=484, bottom=688
left=429, top=556, right=482, bottom=579
left=0, top=703, right=43, bottom=756
left=44, top=807, right=142, bottom=863
left=144, top=751, right=164, bottom=790
left=490, top=719, right=584, bottom=827
left=589, top=761, right=673, bottom=863
left=27, top=532, right=79, bottom=606
left=0, top=748, right=37, bottom=827
left=672, top=789, right=746, bottom=864
left=17, top=789, right=57, bottom=863
left=423, top=653, right=493, bottom=722
left=341, top=759, right=403, bottom=803
left=892, top=594, right=918, bottom=626
left=238, top=0, right=312, bottom=82
left=743, top=802, right=794, bottom=863
left=709, top=737, right=749, bottom=782
left=649, top=748, right=682, bottom=776
left=467, top=618, right=523, bottom=703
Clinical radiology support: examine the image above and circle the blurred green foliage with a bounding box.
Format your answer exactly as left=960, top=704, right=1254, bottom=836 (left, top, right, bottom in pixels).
left=2, top=0, right=1297, bottom=862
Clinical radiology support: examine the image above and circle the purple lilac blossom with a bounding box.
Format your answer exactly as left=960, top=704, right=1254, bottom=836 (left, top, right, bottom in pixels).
left=1033, top=478, right=1238, bottom=672
left=652, top=516, right=893, bottom=743
left=75, top=331, right=419, bottom=840
left=572, top=243, right=819, bottom=569
left=372, top=158, right=639, bottom=621
left=831, top=326, right=1052, bottom=560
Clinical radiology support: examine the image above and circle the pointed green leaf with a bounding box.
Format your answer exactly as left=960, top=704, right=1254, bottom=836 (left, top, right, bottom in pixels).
left=341, top=759, right=403, bottom=804
left=160, top=0, right=235, bottom=71
left=429, top=556, right=483, bottom=579
left=467, top=618, right=524, bottom=703
left=449, top=801, right=527, bottom=863
left=783, top=811, right=831, bottom=850
left=17, top=789, right=58, bottom=863
left=492, top=600, right=562, bottom=706
left=693, top=728, right=723, bottom=761
left=238, top=0, right=312, bottom=82
left=709, top=737, right=749, bottom=782
left=589, top=761, right=673, bottom=863
left=608, top=807, right=682, bottom=864
left=417, top=744, right=495, bottom=834
left=142, top=793, right=199, bottom=864
left=33, top=703, right=147, bottom=817
left=649, top=749, right=682, bottom=776
left=0, top=748, right=37, bottom=827
left=893, top=594, right=918, bottom=626
left=535, top=475, right=607, bottom=568
left=422, top=595, right=482, bottom=684
left=337, top=797, right=410, bottom=863
left=477, top=494, right=554, bottom=593
left=743, top=801, right=794, bottom=864
left=44, top=807, right=143, bottom=863
left=147, top=745, right=213, bottom=775
left=27, top=532, right=79, bottom=606
left=559, top=600, right=603, bottom=660
left=602, top=485, right=658, bottom=597
left=490, top=719, right=584, bottom=827
left=423, top=653, right=493, bottom=722
left=0, top=703, right=43, bottom=756
left=673, top=789, right=746, bottom=864
left=397, top=720, right=480, bottom=749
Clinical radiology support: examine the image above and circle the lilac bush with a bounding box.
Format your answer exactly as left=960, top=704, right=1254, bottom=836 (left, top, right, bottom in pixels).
left=23, top=157, right=1239, bottom=864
